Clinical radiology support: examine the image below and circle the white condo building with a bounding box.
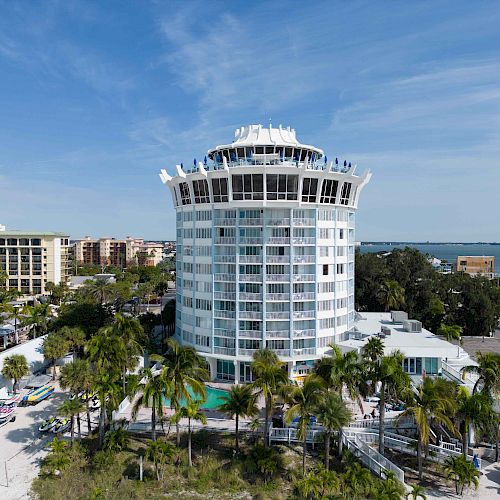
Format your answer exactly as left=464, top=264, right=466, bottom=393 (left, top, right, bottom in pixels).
left=160, top=124, right=371, bottom=382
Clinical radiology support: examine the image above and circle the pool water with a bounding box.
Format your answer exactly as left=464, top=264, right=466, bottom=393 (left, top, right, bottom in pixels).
left=162, top=386, right=228, bottom=410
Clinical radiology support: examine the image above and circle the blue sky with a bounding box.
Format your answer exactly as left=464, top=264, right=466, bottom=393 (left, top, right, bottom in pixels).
left=1, top=1, right=499, bottom=242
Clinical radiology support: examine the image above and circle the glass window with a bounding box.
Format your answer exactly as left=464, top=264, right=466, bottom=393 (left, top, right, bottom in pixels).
left=266, top=174, right=298, bottom=200
left=31, top=239, right=41, bottom=246
left=217, top=359, right=235, bottom=381
left=192, top=179, right=210, bottom=204
left=320, top=179, right=339, bottom=204
left=301, top=178, right=318, bottom=202
left=340, top=182, right=352, bottom=205
left=179, top=182, right=191, bottom=205
left=212, top=178, right=229, bottom=203
left=7, top=239, right=17, bottom=246
left=232, top=174, right=263, bottom=200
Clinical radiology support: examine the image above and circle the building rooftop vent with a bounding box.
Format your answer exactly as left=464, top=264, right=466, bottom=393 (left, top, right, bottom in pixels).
left=391, top=311, right=408, bottom=323
left=402, top=319, right=422, bottom=333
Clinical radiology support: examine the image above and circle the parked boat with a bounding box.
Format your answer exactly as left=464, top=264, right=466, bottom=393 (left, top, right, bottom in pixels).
left=23, top=385, right=55, bottom=404
left=39, top=417, right=60, bottom=433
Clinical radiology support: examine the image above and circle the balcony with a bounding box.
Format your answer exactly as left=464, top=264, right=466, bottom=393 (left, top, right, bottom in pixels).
left=266, top=311, right=290, bottom=320
left=270, top=349, right=291, bottom=357
left=293, top=347, right=316, bottom=356
left=293, top=255, right=315, bottom=263
left=214, top=291, right=236, bottom=300
left=239, top=255, right=262, bottom=263
left=266, top=293, right=289, bottom=301
left=239, top=330, right=262, bottom=339
left=293, top=329, right=316, bottom=338
left=214, top=255, right=236, bottom=263
left=239, top=292, right=262, bottom=301
left=266, top=256, right=289, bottom=264
left=239, top=348, right=259, bottom=357
left=267, top=237, right=290, bottom=245
left=293, top=310, right=315, bottom=319
left=214, top=310, right=236, bottom=319
left=239, top=237, right=263, bottom=245
left=214, top=329, right=236, bottom=338
left=265, top=330, right=290, bottom=338
left=292, top=218, right=315, bottom=227
left=214, top=273, right=236, bottom=282
left=214, top=347, right=236, bottom=356
left=239, top=311, right=263, bottom=320
left=267, top=218, right=290, bottom=226
left=214, top=218, right=236, bottom=226
left=239, top=218, right=262, bottom=226
left=293, top=274, right=315, bottom=282
left=266, top=274, right=289, bottom=282
left=239, top=274, right=262, bottom=282
left=292, top=292, right=315, bottom=301
left=214, top=237, right=236, bottom=245
left=292, top=237, right=315, bottom=245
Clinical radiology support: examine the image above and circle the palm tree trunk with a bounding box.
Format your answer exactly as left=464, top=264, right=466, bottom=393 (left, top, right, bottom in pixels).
left=152, top=406, right=156, bottom=441
left=379, top=382, right=385, bottom=455
left=496, top=425, right=499, bottom=462
left=264, top=395, right=270, bottom=447
left=302, top=437, right=306, bottom=477
left=417, top=433, right=423, bottom=481
left=14, top=317, right=18, bottom=345
left=325, top=431, right=331, bottom=470
left=52, top=360, right=56, bottom=381
left=70, top=415, right=74, bottom=445
left=122, top=368, right=127, bottom=398
left=99, top=402, right=106, bottom=447
left=462, top=418, right=468, bottom=457
left=176, top=421, right=180, bottom=447
left=235, top=414, right=239, bottom=452
left=188, top=417, right=192, bottom=467
left=77, top=414, right=81, bottom=440
left=338, top=428, right=344, bottom=458
left=86, top=398, right=92, bottom=434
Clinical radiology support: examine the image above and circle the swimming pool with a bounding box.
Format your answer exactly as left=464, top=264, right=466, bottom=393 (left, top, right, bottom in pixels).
left=162, top=385, right=228, bottom=410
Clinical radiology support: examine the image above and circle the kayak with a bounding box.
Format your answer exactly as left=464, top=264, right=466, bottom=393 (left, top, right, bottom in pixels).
left=39, top=417, right=60, bottom=432
left=52, top=419, right=70, bottom=434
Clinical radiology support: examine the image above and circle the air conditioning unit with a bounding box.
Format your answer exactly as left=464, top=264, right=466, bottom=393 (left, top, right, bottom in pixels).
left=391, top=311, right=408, bottom=323
left=402, top=320, right=422, bottom=333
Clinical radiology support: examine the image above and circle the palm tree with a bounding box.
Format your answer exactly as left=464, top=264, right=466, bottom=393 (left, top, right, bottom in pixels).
left=87, top=326, right=126, bottom=376
left=251, top=348, right=289, bottom=447
left=172, top=402, right=207, bottom=466
left=217, top=384, right=258, bottom=452
left=462, top=351, right=500, bottom=396
left=132, top=367, right=171, bottom=441
left=407, top=483, right=427, bottom=499
left=1, top=354, right=29, bottom=392
left=377, top=280, right=405, bottom=312
left=284, top=375, right=324, bottom=476
left=59, top=398, right=85, bottom=443
left=45, top=281, right=69, bottom=305
left=42, top=332, right=70, bottom=380
left=44, top=437, right=70, bottom=476
left=92, top=371, right=120, bottom=448
left=443, top=454, right=480, bottom=496
left=399, top=377, right=458, bottom=480
left=59, top=326, right=86, bottom=361
left=112, top=314, right=145, bottom=397
left=145, top=439, right=175, bottom=481
left=84, top=277, right=113, bottom=304
left=314, top=391, right=352, bottom=470
left=341, top=462, right=375, bottom=498
left=363, top=336, right=385, bottom=362
left=294, top=466, right=340, bottom=499
left=456, top=386, right=492, bottom=457
left=162, top=338, right=209, bottom=446
left=371, top=350, right=411, bottom=455
left=59, top=359, right=94, bottom=435
left=437, top=324, right=462, bottom=357
left=24, top=303, right=52, bottom=338
left=104, top=427, right=129, bottom=452
left=0, top=303, right=24, bottom=344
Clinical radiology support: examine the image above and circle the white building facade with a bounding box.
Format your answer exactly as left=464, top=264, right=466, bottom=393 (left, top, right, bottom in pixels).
left=160, top=125, right=371, bottom=381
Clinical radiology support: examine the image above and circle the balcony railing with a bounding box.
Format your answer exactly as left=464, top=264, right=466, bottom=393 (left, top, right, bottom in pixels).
left=266, top=330, right=290, bottom=338
left=267, top=218, right=290, bottom=226
left=266, top=293, right=290, bottom=301
left=292, top=237, right=315, bottom=245
left=214, top=347, right=236, bottom=356
left=294, top=274, right=315, bottom=282
left=239, top=330, right=263, bottom=339
left=293, top=255, right=315, bottom=263
left=239, top=274, right=262, bottom=282
left=238, top=218, right=262, bottom=226
left=293, top=310, right=315, bottom=319
left=214, top=218, right=236, bottom=226
left=239, top=292, right=262, bottom=301
left=214, top=237, right=236, bottom=245
left=266, top=311, right=290, bottom=320
left=270, top=349, right=291, bottom=357
left=239, top=348, right=261, bottom=356
left=214, top=255, right=236, bottom=263
left=266, top=274, right=289, bottom=282
left=239, top=311, right=263, bottom=320
left=292, top=292, right=315, bottom=300
left=267, top=237, right=290, bottom=245
left=214, top=329, right=236, bottom=338
left=292, top=218, right=315, bottom=227
left=214, top=273, right=236, bottom=281
left=239, top=237, right=263, bottom=245
left=239, top=255, right=262, bottom=263
left=214, top=310, right=236, bottom=319
left=214, top=291, right=236, bottom=300
left=293, top=329, right=316, bottom=338
left=293, top=347, right=316, bottom=356
left=266, top=256, right=290, bottom=263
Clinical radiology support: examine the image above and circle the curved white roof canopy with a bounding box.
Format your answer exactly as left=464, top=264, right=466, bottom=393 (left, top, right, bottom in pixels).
left=208, top=124, right=324, bottom=157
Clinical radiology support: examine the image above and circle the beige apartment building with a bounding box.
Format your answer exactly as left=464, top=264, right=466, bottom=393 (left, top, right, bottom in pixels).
left=73, top=236, right=164, bottom=268
left=456, top=255, right=495, bottom=278
left=0, top=226, right=71, bottom=295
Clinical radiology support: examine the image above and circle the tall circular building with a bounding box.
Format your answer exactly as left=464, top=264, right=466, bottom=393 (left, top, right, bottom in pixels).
left=160, top=124, right=371, bottom=382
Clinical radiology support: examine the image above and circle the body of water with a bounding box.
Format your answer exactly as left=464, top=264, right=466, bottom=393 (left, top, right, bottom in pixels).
left=360, top=243, right=500, bottom=273
left=162, top=385, right=228, bottom=410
